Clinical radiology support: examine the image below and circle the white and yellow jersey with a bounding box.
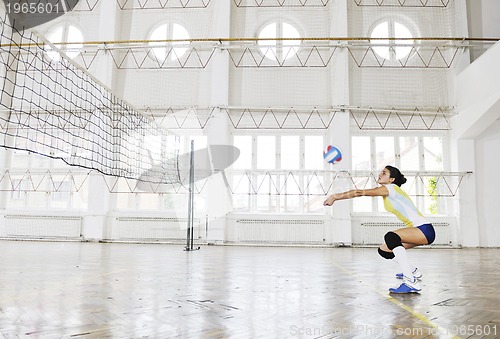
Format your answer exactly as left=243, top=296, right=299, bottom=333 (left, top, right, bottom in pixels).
left=383, top=184, right=429, bottom=227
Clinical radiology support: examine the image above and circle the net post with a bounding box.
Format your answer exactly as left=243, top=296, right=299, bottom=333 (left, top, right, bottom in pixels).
left=185, top=140, right=199, bottom=251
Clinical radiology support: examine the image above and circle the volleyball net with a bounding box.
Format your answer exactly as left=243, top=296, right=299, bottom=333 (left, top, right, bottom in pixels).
left=0, top=11, right=180, bottom=185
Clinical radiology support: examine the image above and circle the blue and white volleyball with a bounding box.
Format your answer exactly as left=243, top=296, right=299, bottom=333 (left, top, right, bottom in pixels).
left=323, top=145, right=342, bottom=164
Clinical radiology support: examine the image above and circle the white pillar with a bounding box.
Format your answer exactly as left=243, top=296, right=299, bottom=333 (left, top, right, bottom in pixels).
left=97, top=0, right=121, bottom=89
left=453, top=139, right=480, bottom=247
left=327, top=112, right=352, bottom=245
left=82, top=174, right=112, bottom=240
left=324, top=0, right=352, bottom=246
left=202, top=0, right=231, bottom=244
left=81, top=0, right=120, bottom=240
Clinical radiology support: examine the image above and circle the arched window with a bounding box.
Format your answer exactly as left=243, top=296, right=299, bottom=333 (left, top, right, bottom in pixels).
left=258, top=21, right=301, bottom=62
left=45, top=24, right=84, bottom=61
left=149, top=23, right=190, bottom=62
left=370, top=19, right=416, bottom=61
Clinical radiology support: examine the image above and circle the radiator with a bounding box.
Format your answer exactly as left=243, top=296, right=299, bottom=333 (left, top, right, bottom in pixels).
left=227, top=219, right=325, bottom=244
left=114, top=217, right=200, bottom=241
left=356, top=222, right=452, bottom=246
left=2, top=215, right=82, bottom=239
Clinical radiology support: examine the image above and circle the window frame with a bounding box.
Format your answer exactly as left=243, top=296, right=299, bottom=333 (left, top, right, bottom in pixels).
left=114, top=133, right=207, bottom=213
left=257, top=19, right=302, bottom=63
left=44, top=22, right=84, bottom=61
left=369, top=15, right=420, bottom=62
left=351, top=130, right=451, bottom=216
left=147, top=21, right=191, bottom=63
left=7, top=150, right=84, bottom=210
left=230, top=130, right=329, bottom=214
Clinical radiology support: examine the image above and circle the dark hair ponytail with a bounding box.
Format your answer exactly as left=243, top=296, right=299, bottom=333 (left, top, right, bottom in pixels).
left=385, top=165, right=407, bottom=187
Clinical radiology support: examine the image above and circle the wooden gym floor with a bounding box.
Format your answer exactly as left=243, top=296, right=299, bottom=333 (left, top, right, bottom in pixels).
left=0, top=240, right=499, bottom=338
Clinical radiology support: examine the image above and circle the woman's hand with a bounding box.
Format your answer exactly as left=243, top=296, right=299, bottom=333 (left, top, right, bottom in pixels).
left=323, top=195, right=336, bottom=206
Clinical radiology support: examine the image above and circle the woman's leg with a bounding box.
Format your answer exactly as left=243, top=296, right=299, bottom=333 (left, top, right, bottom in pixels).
left=379, top=227, right=429, bottom=293
left=378, top=226, right=429, bottom=252
left=394, top=227, right=430, bottom=246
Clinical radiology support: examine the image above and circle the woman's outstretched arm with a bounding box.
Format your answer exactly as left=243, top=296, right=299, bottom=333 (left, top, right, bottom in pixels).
left=323, top=186, right=389, bottom=206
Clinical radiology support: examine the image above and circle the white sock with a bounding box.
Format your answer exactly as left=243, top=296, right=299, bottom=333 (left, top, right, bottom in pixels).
left=392, top=246, right=415, bottom=281
left=391, top=257, right=416, bottom=273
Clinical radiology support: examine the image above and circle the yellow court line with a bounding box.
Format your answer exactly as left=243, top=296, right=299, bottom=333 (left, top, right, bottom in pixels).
left=329, top=260, right=461, bottom=339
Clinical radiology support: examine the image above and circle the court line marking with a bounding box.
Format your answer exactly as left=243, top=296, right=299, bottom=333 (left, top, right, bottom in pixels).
left=329, top=259, right=461, bottom=339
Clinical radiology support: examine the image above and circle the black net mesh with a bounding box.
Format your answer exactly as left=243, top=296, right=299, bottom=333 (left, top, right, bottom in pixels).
left=0, top=11, right=180, bottom=185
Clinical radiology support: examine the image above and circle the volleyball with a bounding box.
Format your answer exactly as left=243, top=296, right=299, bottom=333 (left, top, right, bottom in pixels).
left=323, top=145, right=342, bottom=164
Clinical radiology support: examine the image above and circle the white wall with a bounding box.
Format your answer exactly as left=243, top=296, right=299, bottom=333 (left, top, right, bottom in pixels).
left=452, top=39, right=500, bottom=247
left=466, top=0, right=500, bottom=61
left=475, top=120, right=500, bottom=247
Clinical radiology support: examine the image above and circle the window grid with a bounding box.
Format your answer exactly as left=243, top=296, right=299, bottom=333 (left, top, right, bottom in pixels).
left=352, top=132, right=449, bottom=216
left=232, top=132, right=328, bottom=213
left=45, top=23, right=84, bottom=61
left=149, top=22, right=190, bottom=62
left=8, top=150, right=81, bottom=210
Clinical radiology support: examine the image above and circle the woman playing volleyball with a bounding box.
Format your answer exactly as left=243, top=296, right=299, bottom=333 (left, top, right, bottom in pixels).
left=323, top=165, right=435, bottom=294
